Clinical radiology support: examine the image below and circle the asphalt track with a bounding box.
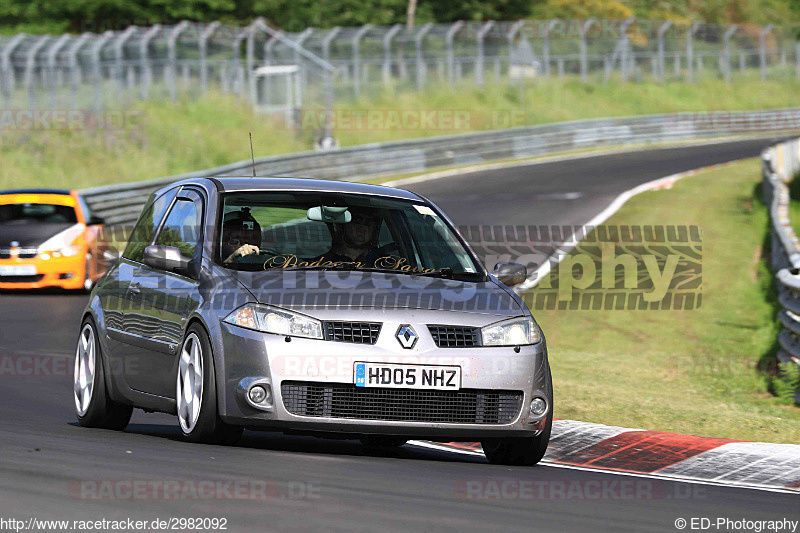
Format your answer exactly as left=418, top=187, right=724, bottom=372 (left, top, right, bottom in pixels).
left=1, top=137, right=798, bottom=532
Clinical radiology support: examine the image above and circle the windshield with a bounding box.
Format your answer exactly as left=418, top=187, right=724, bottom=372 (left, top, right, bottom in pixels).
left=0, top=202, right=78, bottom=225
left=217, top=191, right=482, bottom=277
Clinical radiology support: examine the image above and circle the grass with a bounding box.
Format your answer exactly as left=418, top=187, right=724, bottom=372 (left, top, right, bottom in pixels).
left=524, top=158, right=800, bottom=443
left=3, top=74, right=800, bottom=191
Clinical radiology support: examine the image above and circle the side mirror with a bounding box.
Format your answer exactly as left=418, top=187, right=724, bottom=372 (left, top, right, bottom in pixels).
left=87, top=215, right=105, bottom=226
left=143, top=245, right=192, bottom=276
left=493, top=262, right=527, bottom=287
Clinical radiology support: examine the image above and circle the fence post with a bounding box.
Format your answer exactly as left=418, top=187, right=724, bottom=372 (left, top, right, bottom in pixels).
left=722, top=25, right=737, bottom=82
left=579, top=19, right=596, bottom=82
left=90, top=31, right=114, bottom=111
left=199, top=22, right=219, bottom=95
left=760, top=24, right=774, bottom=81
left=293, top=28, right=314, bottom=94
left=543, top=19, right=560, bottom=77
left=322, top=26, right=341, bottom=67
left=47, top=34, right=72, bottom=110
left=619, top=17, right=635, bottom=81
left=476, top=21, right=495, bottom=87
left=414, top=23, right=433, bottom=92
left=138, top=24, right=161, bottom=99
left=113, top=26, right=136, bottom=92
left=24, top=35, right=52, bottom=108
left=687, top=22, right=700, bottom=82
left=1, top=34, right=27, bottom=104
left=261, top=33, right=283, bottom=107
left=245, top=18, right=266, bottom=105
left=382, top=24, right=402, bottom=86
left=446, top=21, right=465, bottom=87
left=168, top=21, right=189, bottom=101
left=66, top=33, right=91, bottom=108
left=352, top=24, right=372, bottom=98
left=796, top=42, right=800, bottom=79
left=657, top=21, right=672, bottom=82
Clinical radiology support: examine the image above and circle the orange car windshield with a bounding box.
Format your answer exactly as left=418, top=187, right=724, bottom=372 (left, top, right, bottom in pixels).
left=0, top=203, right=78, bottom=225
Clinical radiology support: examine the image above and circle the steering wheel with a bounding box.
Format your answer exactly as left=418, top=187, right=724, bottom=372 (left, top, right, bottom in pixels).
left=363, top=242, right=399, bottom=265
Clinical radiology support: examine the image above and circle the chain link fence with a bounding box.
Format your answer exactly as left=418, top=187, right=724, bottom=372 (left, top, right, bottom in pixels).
left=1, top=18, right=799, bottom=116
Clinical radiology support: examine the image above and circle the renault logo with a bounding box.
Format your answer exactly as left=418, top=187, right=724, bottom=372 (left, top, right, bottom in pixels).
left=396, top=325, right=418, bottom=349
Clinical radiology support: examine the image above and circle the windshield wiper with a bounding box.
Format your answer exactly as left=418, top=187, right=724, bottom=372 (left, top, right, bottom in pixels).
left=414, top=268, right=486, bottom=281
left=276, top=264, right=485, bottom=280
left=278, top=265, right=406, bottom=274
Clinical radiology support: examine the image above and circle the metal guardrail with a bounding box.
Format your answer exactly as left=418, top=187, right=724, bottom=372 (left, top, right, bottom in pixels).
left=763, top=136, right=800, bottom=402
left=81, top=107, right=800, bottom=226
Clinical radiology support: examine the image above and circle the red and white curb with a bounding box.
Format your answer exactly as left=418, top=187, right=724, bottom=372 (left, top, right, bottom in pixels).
left=410, top=420, right=800, bottom=494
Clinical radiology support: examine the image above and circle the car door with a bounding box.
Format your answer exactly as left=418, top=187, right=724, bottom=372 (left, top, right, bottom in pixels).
left=104, top=188, right=178, bottom=383
left=124, top=188, right=204, bottom=398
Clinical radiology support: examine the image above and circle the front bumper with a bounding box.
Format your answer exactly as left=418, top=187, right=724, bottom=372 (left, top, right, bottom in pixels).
left=217, top=314, right=551, bottom=440
left=0, top=253, right=86, bottom=290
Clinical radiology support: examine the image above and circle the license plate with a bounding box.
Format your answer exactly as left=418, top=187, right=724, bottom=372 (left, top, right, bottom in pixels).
left=0, top=265, right=36, bottom=276
left=354, top=362, right=461, bottom=390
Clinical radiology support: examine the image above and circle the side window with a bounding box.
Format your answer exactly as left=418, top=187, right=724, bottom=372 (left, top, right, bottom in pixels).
left=155, top=194, right=203, bottom=260
left=122, top=188, right=178, bottom=263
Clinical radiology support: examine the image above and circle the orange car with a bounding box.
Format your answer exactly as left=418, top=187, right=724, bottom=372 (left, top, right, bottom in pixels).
left=0, top=189, right=106, bottom=291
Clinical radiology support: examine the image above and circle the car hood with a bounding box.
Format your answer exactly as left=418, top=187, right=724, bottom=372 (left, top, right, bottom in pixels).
left=0, top=222, right=77, bottom=248
left=229, top=270, right=525, bottom=317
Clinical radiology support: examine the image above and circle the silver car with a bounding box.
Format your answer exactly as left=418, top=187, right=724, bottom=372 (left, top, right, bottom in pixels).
left=74, top=177, right=553, bottom=465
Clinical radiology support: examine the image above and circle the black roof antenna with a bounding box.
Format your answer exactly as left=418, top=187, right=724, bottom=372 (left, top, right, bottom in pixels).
left=249, top=132, right=256, bottom=178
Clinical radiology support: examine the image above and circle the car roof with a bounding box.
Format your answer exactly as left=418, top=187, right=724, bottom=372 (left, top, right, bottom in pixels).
left=208, top=177, right=423, bottom=202
left=0, top=188, right=72, bottom=195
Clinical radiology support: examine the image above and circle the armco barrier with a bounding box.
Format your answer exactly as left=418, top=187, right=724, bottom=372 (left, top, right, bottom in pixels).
left=763, top=136, right=800, bottom=402
left=81, top=108, right=800, bottom=226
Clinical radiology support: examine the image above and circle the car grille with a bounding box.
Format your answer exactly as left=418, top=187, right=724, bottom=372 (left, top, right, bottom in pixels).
left=0, top=247, right=38, bottom=259
left=427, top=325, right=481, bottom=347
left=323, top=321, right=381, bottom=344
left=281, top=382, right=523, bottom=424
left=0, top=275, right=44, bottom=283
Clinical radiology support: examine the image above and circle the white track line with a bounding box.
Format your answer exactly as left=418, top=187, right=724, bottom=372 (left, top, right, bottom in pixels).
left=514, top=159, right=745, bottom=293
left=407, top=441, right=800, bottom=495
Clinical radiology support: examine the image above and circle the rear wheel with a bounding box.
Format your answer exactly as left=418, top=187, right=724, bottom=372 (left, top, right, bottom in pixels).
left=74, top=319, right=133, bottom=430
left=176, top=324, right=242, bottom=445
left=359, top=436, right=408, bottom=448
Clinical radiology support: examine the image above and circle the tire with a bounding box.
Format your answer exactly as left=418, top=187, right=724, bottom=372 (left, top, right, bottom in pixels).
left=74, top=318, right=133, bottom=430
left=481, top=413, right=552, bottom=466
left=359, top=436, right=408, bottom=448
left=176, top=324, right=242, bottom=445
left=482, top=365, right=554, bottom=466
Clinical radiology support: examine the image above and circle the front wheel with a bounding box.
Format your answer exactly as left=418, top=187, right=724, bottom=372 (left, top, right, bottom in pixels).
left=481, top=413, right=552, bottom=466
left=74, top=318, right=133, bottom=430
left=176, top=325, right=242, bottom=445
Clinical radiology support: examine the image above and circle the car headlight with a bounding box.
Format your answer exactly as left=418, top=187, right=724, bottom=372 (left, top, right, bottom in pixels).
left=481, top=316, right=541, bottom=346
left=40, top=245, right=81, bottom=259
left=223, top=303, right=323, bottom=340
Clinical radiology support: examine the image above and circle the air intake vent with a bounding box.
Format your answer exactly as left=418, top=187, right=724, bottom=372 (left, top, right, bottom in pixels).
left=323, top=321, right=381, bottom=344
left=427, top=325, right=481, bottom=347
left=281, top=382, right=523, bottom=424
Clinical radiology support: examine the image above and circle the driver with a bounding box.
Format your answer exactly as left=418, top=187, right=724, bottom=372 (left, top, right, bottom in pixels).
left=221, top=208, right=262, bottom=263
left=316, top=207, right=381, bottom=263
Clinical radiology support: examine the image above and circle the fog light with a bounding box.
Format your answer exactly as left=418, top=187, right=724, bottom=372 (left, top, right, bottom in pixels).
left=530, top=397, right=547, bottom=416
left=249, top=385, right=267, bottom=404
